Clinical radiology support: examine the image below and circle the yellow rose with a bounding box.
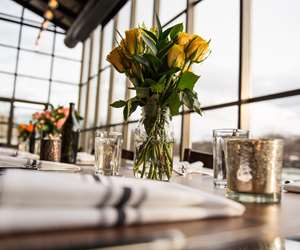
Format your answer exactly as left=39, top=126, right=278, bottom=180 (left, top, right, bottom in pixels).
left=106, top=47, right=125, bottom=73
left=176, top=32, right=195, bottom=48
left=124, top=28, right=143, bottom=55
left=186, top=36, right=209, bottom=62
left=167, top=44, right=185, bottom=68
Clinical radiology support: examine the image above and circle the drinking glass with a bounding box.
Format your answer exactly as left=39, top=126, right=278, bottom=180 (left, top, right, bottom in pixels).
left=213, top=129, right=249, bottom=188
left=225, top=138, right=284, bottom=203
left=94, top=131, right=123, bottom=176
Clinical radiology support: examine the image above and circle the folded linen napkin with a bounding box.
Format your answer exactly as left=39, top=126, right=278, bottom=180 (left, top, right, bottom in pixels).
left=0, top=169, right=245, bottom=233
left=173, top=161, right=213, bottom=176
left=284, top=182, right=300, bottom=193
left=0, top=155, right=80, bottom=172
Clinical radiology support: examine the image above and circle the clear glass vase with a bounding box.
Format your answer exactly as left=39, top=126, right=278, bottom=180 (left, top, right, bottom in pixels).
left=133, top=106, right=174, bottom=181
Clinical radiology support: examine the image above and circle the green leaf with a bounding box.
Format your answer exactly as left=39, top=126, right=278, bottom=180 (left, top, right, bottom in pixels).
left=165, top=91, right=180, bottom=116
left=156, top=14, right=162, bottom=38
left=110, top=100, right=126, bottom=108
left=158, top=41, right=174, bottom=58
left=182, top=89, right=202, bottom=115
left=169, top=23, right=183, bottom=39
left=142, top=29, right=158, bottom=43
left=123, top=98, right=140, bottom=121
left=133, top=55, right=150, bottom=67
left=136, top=87, right=150, bottom=98
left=178, top=71, right=200, bottom=91
left=150, top=76, right=166, bottom=93
left=141, top=33, right=157, bottom=55
left=143, top=54, right=161, bottom=71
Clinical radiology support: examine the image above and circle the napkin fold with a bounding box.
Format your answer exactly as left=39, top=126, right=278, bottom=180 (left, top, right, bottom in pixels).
left=0, top=169, right=245, bottom=233
left=284, top=182, right=300, bottom=193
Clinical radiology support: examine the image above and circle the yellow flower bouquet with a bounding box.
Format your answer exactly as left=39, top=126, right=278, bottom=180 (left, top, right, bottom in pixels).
left=107, top=16, right=210, bottom=180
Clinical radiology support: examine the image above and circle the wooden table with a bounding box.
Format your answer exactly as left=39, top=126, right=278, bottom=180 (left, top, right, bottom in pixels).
left=1, top=170, right=300, bottom=250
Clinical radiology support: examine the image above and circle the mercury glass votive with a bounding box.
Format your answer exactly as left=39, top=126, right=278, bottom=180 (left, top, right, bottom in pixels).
left=225, top=138, right=284, bottom=203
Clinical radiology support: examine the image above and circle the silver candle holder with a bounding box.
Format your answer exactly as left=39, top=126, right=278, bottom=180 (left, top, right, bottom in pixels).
left=225, top=138, right=284, bottom=203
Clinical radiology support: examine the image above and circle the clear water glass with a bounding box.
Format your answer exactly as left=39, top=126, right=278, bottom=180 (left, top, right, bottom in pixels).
left=213, top=129, right=249, bottom=188
left=94, top=131, right=123, bottom=176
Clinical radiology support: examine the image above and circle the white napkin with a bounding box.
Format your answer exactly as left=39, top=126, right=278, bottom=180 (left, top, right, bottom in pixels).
left=76, top=152, right=95, bottom=165
left=0, top=147, right=39, bottom=160
left=0, top=155, right=80, bottom=172
left=173, top=161, right=213, bottom=176
left=0, top=169, right=245, bottom=233
left=284, top=182, right=300, bottom=193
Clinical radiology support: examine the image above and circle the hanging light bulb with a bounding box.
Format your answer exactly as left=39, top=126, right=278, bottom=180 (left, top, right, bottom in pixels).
left=44, top=10, right=53, bottom=20
left=49, top=0, right=59, bottom=9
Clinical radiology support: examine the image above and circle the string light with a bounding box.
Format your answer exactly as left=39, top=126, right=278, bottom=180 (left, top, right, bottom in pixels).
left=35, top=0, right=59, bottom=48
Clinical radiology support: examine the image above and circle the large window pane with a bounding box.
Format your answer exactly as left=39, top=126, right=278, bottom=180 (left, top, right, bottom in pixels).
left=135, top=0, right=153, bottom=27
left=0, top=46, right=17, bottom=73
left=21, top=26, right=53, bottom=53
left=244, top=96, right=300, bottom=168
left=18, top=50, right=51, bottom=78
left=193, top=0, right=240, bottom=106
left=101, top=20, right=114, bottom=68
left=0, top=73, right=14, bottom=98
left=251, top=0, right=300, bottom=96
left=90, top=27, right=101, bottom=77
left=81, top=38, right=91, bottom=84
left=55, top=33, right=82, bottom=60
left=50, top=82, right=78, bottom=106
left=0, top=101, right=10, bottom=144
left=111, top=70, right=126, bottom=123
left=191, top=106, right=238, bottom=153
left=15, top=76, right=49, bottom=102
left=87, top=78, right=97, bottom=127
left=163, top=13, right=186, bottom=30
left=173, top=115, right=182, bottom=160
left=117, top=1, right=131, bottom=34
left=0, top=0, right=22, bottom=18
left=79, top=84, right=87, bottom=115
left=52, top=57, right=81, bottom=83
left=0, top=20, right=20, bottom=47
left=159, top=0, right=186, bottom=26
left=97, top=69, right=110, bottom=125
left=23, top=9, right=43, bottom=23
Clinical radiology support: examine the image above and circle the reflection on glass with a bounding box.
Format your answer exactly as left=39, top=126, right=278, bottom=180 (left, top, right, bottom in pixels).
left=0, top=102, right=10, bottom=144
left=50, top=82, right=78, bottom=107
left=0, top=0, right=22, bottom=18
left=159, top=0, right=186, bottom=26
left=191, top=106, right=238, bottom=153
left=97, top=69, right=110, bottom=125
left=15, top=76, right=49, bottom=102
left=52, top=57, right=81, bottom=83
left=18, top=50, right=51, bottom=78
left=21, top=25, right=53, bottom=53
left=102, top=20, right=114, bottom=68
left=111, top=69, right=126, bottom=123
left=0, top=46, right=17, bottom=73
left=55, top=33, right=82, bottom=60
left=251, top=0, right=300, bottom=96
left=245, top=96, right=300, bottom=168
left=0, top=73, right=14, bottom=98
left=0, top=20, right=20, bottom=46
left=193, top=0, right=239, bottom=106
left=136, top=0, right=153, bottom=27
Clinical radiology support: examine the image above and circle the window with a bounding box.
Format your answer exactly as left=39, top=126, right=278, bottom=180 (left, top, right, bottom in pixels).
left=193, top=0, right=240, bottom=106
left=159, top=0, right=186, bottom=26
left=0, top=5, right=82, bottom=146
left=135, top=0, right=153, bottom=27
left=251, top=0, right=300, bottom=96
